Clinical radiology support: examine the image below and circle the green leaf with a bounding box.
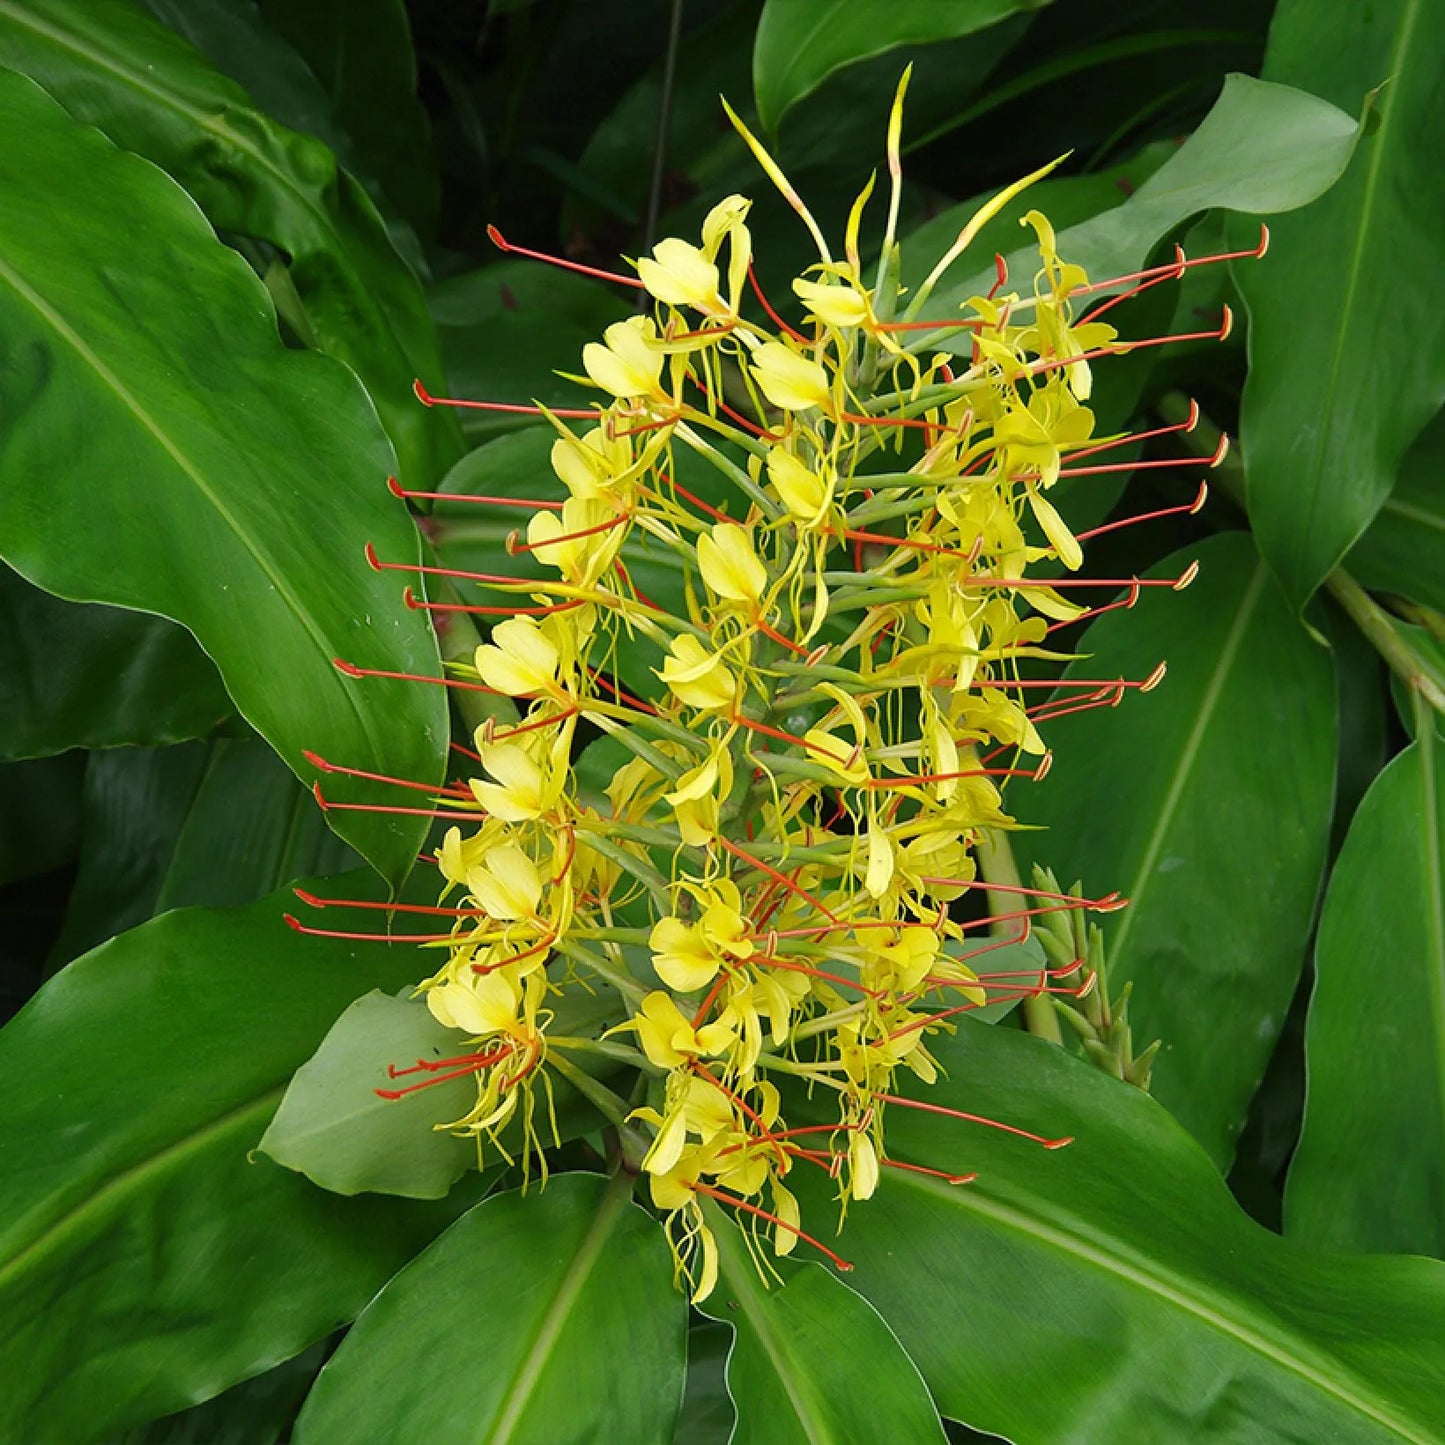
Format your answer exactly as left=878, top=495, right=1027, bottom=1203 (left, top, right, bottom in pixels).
left=1286, top=727, right=1445, bottom=1256
left=1346, top=406, right=1445, bottom=615
left=1233, top=0, right=1445, bottom=608
left=0, top=873, right=484, bottom=1444
left=260, top=991, right=487, bottom=1200
left=928, top=73, right=1361, bottom=332
left=254, top=0, right=438, bottom=233
left=799, top=1020, right=1445, bottom=1443
left=672, top=1319, right=734, bottom=1445
left=262, top=985, right=619, bottom=1198
left=105, top=1339, right=329, bottom=1445
left=0, top=71, right=445, bottom=884
left=48, top=743, right=212, bottom=966
left=699, top=1232, right=946, bottom=1445
left=0, top=564, right=229, bottom=760
left=0, top=0, right=460, bottom=487
left=294, top=1174, right=686, bottom=1445
left=1017, top=532, right=1337, bottom=1166
left=752, top=0, right=1049, bottom=135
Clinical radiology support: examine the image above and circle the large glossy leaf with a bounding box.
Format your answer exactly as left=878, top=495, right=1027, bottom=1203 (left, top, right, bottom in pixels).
left=0, top=0, right=460, bottom=487
left=255, top=0, right=438, bottom=233
left=51, top=737, right=358, bottom=966
left=1346, top=406, right=1445, bottom=615
left=0, top=873, right=482, bottom=1444
left=1286, top=728, right=1445, bottom=1256
left=751, top=0, right=1049, bottom=134
left=295, top=1174, right=686, bottom=1445
left=699, top=1232, right=946, bottom=1445
left=928, top=73, right=1360, bottom=334
left=0, top=71, right=445, bottom=883
left=1017, top=532, right=1336, bottom=1166
left=0, top=753, right=82, bottom=889
left=0, top=564, right=229, bottom=760
left=1233, top=0, right=1445, bottom=609
left=795, top=1020, right=1445, bottom=1443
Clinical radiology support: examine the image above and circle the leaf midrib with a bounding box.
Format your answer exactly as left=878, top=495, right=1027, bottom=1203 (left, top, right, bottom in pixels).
left=1281, top=0, right=1423, bottom=583
left=1110, top=560, right=1266, bottom=962
left=0, top=238, right=383, bottom=769
left=0, top=1089, right=281, bottom=1294
left=483, top=1176, right=629, bottom=1444
left=898, top=1170, right=1433, bottom=1442
left=714, top=1225, right=835, bottom=1445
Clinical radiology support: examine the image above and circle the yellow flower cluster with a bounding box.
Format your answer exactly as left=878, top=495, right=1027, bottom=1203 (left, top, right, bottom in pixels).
left=375, top=78, right=1190, bottom=1300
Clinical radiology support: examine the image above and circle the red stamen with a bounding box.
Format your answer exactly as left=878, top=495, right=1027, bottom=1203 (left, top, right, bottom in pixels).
left=388, top=475, right=566, bottom=510
left=1026, top=309, right=1234, bottom=383
left=312, top=782, right=481, bottom=821
left=750, top=952, right=885, bottom=998
left=376, top=1046, right=515, bottom=1099
left=1044, top=583, right=1141, bottom=635
left=284, top=913, right=457, bottom=944
left=964, top=569, right=1196, bottom=592
left=585, top=666, right=658, bottom=715
left=1053, top=434, right=1226, bottom=481
left=972, top=662, right=1166, bottom=692
left=303, top=749, right=468, bottom=798
left=718, top=836, right=842, bottom=925
left=690, top=1181, right=855, bottom=1271
left=662, top=475, right=730, bottom=523
left=365, top=542, right=517, bottom=587
left=865, top=763, right=1045, bottom=789
left=925, top=878, right=1124, bottom=911
left=334, top=658, right=506, bottom=696
left=878, top=1093, right=1072, bottom=1149
left=294, top=888, right=484, bottom=919
left=414, top=379, right=597, bottom=419
left=486, top=224, right=644, bottom=288
left=753, top=615, right=811, bottom=658
left=489, top=705, right=581, bottom=742
left=472, top=929, right=557, bottom=973
left=508, top=511, right=627, bottom=554
left=386, top=1046, right=514, bottom=1080
left=1053, top=401, right=1199, bottom=466
left=1074, top=481, right=1209, bottom=543
left=747, top=260, right=810, bottom=343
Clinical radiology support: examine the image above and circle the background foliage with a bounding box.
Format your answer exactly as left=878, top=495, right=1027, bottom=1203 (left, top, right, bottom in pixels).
left=0, top=0, right=1442, bottom=1440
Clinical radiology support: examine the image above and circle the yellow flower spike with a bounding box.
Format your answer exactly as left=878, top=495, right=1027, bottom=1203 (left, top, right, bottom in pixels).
left=750, top=340, right=832, bottom=413
left=659, top=634, right=737, bottom=711
left=321, top=72, right=1236, bottom=1294
left=468, top=845, right=543, bottom=922
left=474, top=616, right=562, bottom=698
left=697, top=521, right=768, bottom=604
left=582, top=313, right=665, bottom=398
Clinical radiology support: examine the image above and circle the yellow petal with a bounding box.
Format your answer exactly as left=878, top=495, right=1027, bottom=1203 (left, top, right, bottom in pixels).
left=637, top=237, right=719, bottom=309
left=750, top=341, right=830, bottom=412
left=697, top=522, right=767, bottom=603
left=469, top=845, right=542, bottom=920
left=792, top=277, right=870, bottom=329
left=582, top=315, right=663, bottom=398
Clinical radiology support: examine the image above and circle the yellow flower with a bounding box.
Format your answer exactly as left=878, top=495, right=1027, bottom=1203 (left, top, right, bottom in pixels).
left=659, top=634, right=736, bottom=711
left=467, top=845, right=543, bottom=921
left=697, top=522, right=767, bottom=605
left=582, top=314, right=664, bottom=398
left=792, top=276, right=871, bottom=330
left=765, top=446, right=833, bottom=527
left=750, top=340, right=831, bottom=412
left=474, top=616, right=561, bottom=697
left=637, top=237, right=721, bottom=311
left=628, top=991, right=736, bottom=1070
